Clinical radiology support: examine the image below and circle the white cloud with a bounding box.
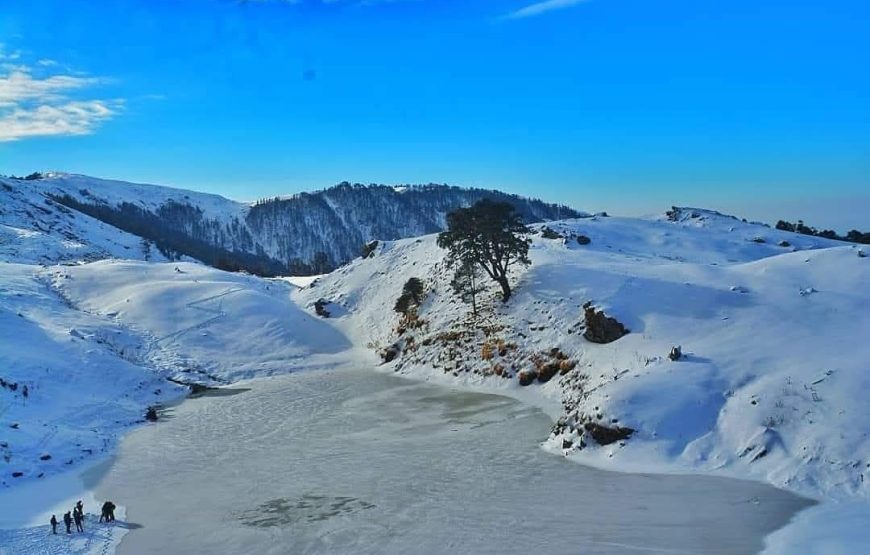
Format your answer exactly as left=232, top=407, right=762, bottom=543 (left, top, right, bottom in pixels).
left=505, top=0, right=591, bottom=19
left=0, top=100, right=121, bottom=142
left=0, top=70, right=101, bottom=107
left=0, top=61, right=120, bottom=141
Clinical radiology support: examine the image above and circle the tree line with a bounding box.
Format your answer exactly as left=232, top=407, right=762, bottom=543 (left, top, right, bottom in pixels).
left=775, top=219, right=869, bottom=244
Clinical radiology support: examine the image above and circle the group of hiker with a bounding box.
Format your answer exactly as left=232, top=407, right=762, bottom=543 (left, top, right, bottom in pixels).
left=49, top=499, right=117, bottom=535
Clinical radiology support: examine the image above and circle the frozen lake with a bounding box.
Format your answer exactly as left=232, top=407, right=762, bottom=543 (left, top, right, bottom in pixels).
left=91, top=369, right=812, bottom=554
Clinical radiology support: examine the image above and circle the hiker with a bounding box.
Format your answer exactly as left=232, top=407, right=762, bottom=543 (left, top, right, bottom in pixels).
left=75, top=500, right=83, bottom=515
left=63, top=511, right=72, bottom=534
left=50, top=514, right=58, bottom=534
left=100, top=501, right=109, bottom=522
left=107, top=501, right=116, bottom=522
left=74, top=509, right=84, bottom=532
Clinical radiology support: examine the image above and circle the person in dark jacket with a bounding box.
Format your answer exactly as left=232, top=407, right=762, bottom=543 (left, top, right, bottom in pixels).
left=100, top=501, right=109, bottom=523
left=75, top=500, right=84, bottom=515
left=107, top=501, right=116, bottom=522
left=50, top=514, right=58, bottom=534
left=73, top=509, right=84, bottom=532
left=63, top=511, right=72, bottom=534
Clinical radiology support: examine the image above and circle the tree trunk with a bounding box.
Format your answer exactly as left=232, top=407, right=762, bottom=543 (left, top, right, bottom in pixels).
left=496, top=275, right=511, bottom=303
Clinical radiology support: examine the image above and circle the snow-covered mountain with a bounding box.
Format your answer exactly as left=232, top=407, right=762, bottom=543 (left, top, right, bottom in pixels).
left=0, top=178, right=168, bottom=265
left=1, top=173, right=868, bottom=552
left=1, top=173, right=581, bottom=274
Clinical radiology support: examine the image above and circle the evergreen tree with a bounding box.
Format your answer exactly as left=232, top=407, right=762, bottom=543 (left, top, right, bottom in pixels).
left=449, top=256, right=484, bottom=319
left=394, top=277, right=425, bottom=315
left=437, top=199, right=531, bottom=303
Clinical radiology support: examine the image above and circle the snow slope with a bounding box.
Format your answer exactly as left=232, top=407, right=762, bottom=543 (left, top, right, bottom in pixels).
left=1, top=195, right=867, bottom=553
left=0, top=178, right=166, bottom=265
left=0, top=263, right=184, bottom=495
left=297, top=212, right=869, bottom=504
left=4, top=173, right=580, bottom=272
left=51, top=260, right=353, bottom=383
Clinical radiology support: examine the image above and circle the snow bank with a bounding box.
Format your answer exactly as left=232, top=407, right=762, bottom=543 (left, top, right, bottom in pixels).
left=0, top=263, right=184, bottom=512
left=51, top=261, right=353, bottom=383
left=297, top=214, right=869, bottom=505
left=1, top=195, right=867, bottom=552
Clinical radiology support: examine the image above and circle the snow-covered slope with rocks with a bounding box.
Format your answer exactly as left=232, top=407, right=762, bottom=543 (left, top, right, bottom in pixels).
left=297, top=211, right=869, bottom=504
left=1, top=183, right=867, bottom=553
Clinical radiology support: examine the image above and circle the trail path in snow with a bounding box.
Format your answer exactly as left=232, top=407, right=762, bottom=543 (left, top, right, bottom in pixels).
left=0, top=519, right=122, bottom=555
left=154, top=287, right=243, bottom=344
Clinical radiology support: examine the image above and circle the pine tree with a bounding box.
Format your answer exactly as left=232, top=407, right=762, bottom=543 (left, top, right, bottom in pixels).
left=437, top=200, right=531, bottom=302
left=450, top=257, right=484, bottom=319
left=394, top=277, right=425, bottom=315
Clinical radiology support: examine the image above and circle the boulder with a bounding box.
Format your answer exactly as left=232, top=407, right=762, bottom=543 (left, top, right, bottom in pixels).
left=314, top=299, right=331, bottom=318
left=583, top=422, right=634, bottom=445
left=518, top=370, right=538, bottom=386
left=582, top=303, right=629, bottom=344
left=380, top=344, right=401, bottom=364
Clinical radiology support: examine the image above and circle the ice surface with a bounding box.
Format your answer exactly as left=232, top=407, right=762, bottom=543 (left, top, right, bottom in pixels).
left=91, top=369, right=811, bottom=555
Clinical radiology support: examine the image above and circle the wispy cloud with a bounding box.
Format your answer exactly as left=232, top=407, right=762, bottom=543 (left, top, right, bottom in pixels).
left=0, top=50, right=121, bottom=142
left=0, top=100, right=121, bottom=142
left=505, top=0, right=591, bottom=20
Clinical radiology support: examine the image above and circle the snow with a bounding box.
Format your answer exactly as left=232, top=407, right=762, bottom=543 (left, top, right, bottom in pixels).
left=761, top=501, right=870, bottom=555
left=95, top=368, right=812, bottom=555
left=0, top=263, right=185, bottom=493
left=295, top=213, right=869, bottom=549
left=1, top=179, right=868, bottom=553
left=0, top=179, right=165, bottom=265
left=50, top=261, right=352, bottom=383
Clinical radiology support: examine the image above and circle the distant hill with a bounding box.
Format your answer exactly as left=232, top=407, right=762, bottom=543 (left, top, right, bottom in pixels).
left=1, top=174, right=583, bottom=275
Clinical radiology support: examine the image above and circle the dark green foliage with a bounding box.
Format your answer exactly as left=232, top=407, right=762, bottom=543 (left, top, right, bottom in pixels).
left=846, top=230, right=870, bottom=244
left=540, top=226, right=562, bottom=239
left=402, top=277, right=424, bottom=304
left=49, top=194, right=290, bottom=277
left=246, top=183, right=579, bottom=273
left=437, top=199, right=531, bottom=303
left=314, top=299, right=331, bottom=318
left=449, top=257, right=484, bottom=318
left=394, top=277, right=425, bottom=315
left=776, top=219, right=870, bottom=244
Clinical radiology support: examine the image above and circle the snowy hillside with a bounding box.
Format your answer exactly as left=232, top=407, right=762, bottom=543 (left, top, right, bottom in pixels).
left=0, top=178, right=167, bottom=265
left=3, top=173, right=581, bottom=274
left=1, top=191, right=868, bottom=552
left=0, top=258, right=367, bottom=492
left=296, top=211, right=869, bottom=503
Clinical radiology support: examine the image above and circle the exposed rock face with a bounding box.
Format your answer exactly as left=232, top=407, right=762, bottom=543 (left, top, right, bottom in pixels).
left=582, top=303, right=629, bottom=344
left=361, top=240, right=379, bottom=259
left=668, top=345, right=682, bottom=361
left=314, top=299, right=331, bottom=318
left=518, top=370, right=538, bottom=386
left=575, top=235, right=591, bottom=245
left=583, top=422, right=634, bottom=445
left=380, top=343, right=401, bottom=364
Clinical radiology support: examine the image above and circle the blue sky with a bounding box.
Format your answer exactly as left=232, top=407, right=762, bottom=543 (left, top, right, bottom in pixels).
left=1, top=0, right=868, bottom=229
